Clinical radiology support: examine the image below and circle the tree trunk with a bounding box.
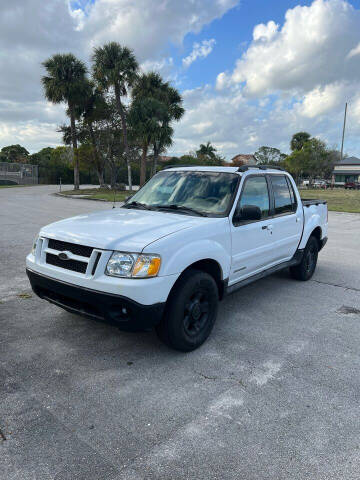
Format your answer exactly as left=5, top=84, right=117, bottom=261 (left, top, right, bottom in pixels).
left=97, top=169, right=105, bottom=188
left=110, top=162, right=117, bottom=190
left=153, top=143, right=159, bottom=177
left=89, top=124, right=106, bottom=188
left=114, top=84, right=132, bottom=191
left=140, top=143, right=148, bottom=186
left=69, top=106, right=79, bottom=190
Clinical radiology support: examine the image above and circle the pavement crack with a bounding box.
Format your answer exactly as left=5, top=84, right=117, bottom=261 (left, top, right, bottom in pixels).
left=311, top=279, right=360, bottom=293
left=194, top=370, right=246, bottom=387
left=0, top=426, right=6, bottom=441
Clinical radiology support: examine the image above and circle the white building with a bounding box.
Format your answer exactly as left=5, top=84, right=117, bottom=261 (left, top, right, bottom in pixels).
left=333, top=157, right=360, bottom=185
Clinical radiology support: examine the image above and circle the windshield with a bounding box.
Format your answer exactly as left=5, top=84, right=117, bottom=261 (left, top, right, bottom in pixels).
left=125, top=170, right=239, bottom=216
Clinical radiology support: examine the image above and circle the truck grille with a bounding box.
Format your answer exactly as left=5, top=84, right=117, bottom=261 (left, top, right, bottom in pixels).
left=48, top=238, right=93, bottom=258
left=46, top=253, right=87, bottom=274
left=41, top=238, right=103, bottom=276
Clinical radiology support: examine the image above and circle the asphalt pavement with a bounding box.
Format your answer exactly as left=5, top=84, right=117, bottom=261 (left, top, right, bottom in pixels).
left=1, top=185, right=360, bottom=480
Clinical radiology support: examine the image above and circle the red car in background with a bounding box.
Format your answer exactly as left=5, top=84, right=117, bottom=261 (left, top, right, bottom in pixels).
left=344, top=181, right=360, bottom=190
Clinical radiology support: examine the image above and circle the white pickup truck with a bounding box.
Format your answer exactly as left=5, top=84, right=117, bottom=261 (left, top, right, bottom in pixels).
left=27, top=165, right=328, bottom=351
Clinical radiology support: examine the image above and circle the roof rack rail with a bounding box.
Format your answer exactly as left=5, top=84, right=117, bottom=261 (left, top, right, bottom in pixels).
left=237, top=164, right=285, bottom=172
left=162, top=164, right=200, bottom=170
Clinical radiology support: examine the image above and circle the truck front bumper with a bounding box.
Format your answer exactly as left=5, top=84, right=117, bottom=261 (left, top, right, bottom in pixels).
left=26, top=268, right=165, bottom=331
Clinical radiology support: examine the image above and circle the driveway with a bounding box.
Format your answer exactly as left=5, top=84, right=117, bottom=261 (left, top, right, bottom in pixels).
left=1, top=185, right=360, bottom=480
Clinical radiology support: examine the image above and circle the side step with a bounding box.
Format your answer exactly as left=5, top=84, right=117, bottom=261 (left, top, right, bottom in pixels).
left=225, top=251, right=303, bottom=296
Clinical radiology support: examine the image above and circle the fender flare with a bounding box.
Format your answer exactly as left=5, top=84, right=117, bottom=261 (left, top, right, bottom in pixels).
left=158, top=239, right=230, bottom=279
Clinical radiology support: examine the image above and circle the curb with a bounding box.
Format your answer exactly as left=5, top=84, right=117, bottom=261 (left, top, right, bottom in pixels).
left=53, top=192, right=124, bottom=203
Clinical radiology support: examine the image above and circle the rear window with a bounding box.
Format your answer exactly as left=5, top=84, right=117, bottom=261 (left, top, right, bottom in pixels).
left=270, top=175, right=293, bottom=215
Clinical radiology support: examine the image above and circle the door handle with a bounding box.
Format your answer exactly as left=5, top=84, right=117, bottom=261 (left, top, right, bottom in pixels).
left=262, top=224, right=273, bottom=230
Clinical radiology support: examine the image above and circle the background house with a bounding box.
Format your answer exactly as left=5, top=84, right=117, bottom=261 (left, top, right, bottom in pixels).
left=333, top=157, right=360, bottom=185
left=228, top=154, right=257, bottom=166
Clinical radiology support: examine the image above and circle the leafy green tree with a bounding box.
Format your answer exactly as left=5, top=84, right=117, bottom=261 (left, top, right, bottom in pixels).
left=42, top=53, right=88, bottom=189
left=30, top=146, right=73, bottom=184
left=92, top=42, right=138, bottom=190
left=152, top=123, right=173, bottom=175
left=255, top=146, right=286, bottom=165
left=130, top=72, right=184, bottom=185
left=129, top=94, right=168, bottom=185
left=151, top=83, right=183, bottom=175
left=196, top=141, right=217, bottom=159
left=0, top=144, right=29, bottom=163
left=285, top=138, right=337, bottom=183
left=290, top=132, right=311, bottom=151
left=76, top=82, right=110, bottom=187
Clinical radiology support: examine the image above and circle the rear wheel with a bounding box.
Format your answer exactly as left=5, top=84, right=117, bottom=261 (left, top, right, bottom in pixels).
left=156, top=269, right=219, bottom=352
left=290, top=236, right=318, bottom=281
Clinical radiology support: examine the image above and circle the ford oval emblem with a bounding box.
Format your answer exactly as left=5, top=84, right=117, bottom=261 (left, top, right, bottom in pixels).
left=58, top=251, right=69, bottom=261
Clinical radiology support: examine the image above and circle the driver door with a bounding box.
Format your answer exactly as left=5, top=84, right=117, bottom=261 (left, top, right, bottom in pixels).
left=229, top=175, right=276, bottom=285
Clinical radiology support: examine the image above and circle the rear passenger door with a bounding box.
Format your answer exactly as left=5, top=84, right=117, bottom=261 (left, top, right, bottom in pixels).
left=229, top=175, right=277, bottom=284
left=268, top=175, right=303, bottom=263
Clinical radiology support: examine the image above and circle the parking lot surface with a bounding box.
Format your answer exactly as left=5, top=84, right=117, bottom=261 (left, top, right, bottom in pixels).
left=1, top=185, right=360, bottom=480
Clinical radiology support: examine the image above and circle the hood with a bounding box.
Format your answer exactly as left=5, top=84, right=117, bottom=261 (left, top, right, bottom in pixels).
left=40, top=208, right=206, bottom=252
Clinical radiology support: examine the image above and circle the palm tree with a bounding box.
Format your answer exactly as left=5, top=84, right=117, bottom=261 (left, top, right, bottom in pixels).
left=152, top=123, right=173, bottom=175
left=92, top=42, right=138, bottom=190
left=290, top=132, right=311, bottom=152
left=131, top=72, right=184, bottom=184
left=76, top=81, right=109, bottom=187
left=42, top=53, right=87, bottom=190
left=129, top=96, right=167, bottom=185
left=196, top=141, right=217, bottom=158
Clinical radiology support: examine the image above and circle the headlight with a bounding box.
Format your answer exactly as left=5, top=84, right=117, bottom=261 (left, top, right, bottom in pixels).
left=106, top=252, right=161, bottom=278
left=31, top=234, right=39, bottom=255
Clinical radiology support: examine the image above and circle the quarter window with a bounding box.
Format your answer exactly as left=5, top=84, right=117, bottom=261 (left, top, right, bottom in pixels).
left=238, top=176, right=270, bottom=219
left=270, top=175, right=293, bottom=215
left=286, top=177, right=298, bottom=212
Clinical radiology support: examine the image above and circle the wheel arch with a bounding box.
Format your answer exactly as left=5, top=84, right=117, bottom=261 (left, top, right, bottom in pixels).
left=310, top=226, right=322, bottom=248
left=167, top=258, right=226, bottom=301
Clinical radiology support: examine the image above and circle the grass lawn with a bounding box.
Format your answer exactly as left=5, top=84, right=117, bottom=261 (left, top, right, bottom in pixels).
left=60, top=187, right=129, bottom=202
left=0, top=184, right=26, bottom=188
left=60, top=187, right=360, bottom=213
left=300, top=188, right=360, bottom=213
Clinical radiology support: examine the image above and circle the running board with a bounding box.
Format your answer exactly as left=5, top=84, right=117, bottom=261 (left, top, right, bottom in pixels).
left=225, top=251, right=303, bottom=296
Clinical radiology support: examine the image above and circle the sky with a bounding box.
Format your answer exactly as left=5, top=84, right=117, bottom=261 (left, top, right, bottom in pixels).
left=0, top=0, right=360, bottom=160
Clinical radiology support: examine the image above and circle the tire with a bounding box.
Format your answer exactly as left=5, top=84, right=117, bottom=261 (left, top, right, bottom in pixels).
left=290, top=236, right=318, bottom=281
left=156, top=269, right=219, bottom=352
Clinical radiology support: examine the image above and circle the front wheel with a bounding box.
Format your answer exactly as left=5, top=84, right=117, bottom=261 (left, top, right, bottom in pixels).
left=290, top=236, right=318, bottom=281
left=156, top=269, right=219, bottom=352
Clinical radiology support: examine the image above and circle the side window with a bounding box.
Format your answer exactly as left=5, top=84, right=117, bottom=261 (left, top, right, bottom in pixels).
left=286, top=177, right=298, bottom=212
left=238, top=176, right=270, bottom=220
left=270, top=175, right=293, bottom=215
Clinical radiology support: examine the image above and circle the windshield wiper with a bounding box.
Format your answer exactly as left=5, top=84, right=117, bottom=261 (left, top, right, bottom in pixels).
left=154, top=204, right=206, bottom=217
left=123, top=201, right=153, bottom=210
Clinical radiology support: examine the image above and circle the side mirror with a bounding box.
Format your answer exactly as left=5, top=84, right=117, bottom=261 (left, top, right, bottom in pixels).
left=234, top=204, right=262, bottom=222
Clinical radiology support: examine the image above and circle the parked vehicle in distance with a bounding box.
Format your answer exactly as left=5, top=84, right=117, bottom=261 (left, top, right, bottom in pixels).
left=313, top=180, right=328, bottom=189
left=344, top=181, right=360, bottom=190
left=27, top=165, right=328, bottom=351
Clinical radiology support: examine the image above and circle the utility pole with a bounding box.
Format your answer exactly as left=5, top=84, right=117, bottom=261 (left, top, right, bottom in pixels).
left=340, top=102, right=348, bottom=162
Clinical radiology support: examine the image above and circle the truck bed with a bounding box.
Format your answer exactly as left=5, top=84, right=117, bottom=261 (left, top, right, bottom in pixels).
left=302, top=199, right=327, bottom=207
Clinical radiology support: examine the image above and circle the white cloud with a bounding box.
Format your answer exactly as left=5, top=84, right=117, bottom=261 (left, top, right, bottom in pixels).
left=82, top=0, right=234, bottom=59
left=186, top=0, right=360, bottom=159
left=253, top=20, right=278, bottom=42
left=347, top=42, right=360, bottom=59
left=0, top=0, right=237, bottom=152
left=2, top=0, right=360, bottom=160
left=228, top=0, right=360, bottom=96
left=182, top=39, right=216, bottom=68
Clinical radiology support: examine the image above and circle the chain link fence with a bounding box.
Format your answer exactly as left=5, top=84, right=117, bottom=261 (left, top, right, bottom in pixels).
left=0, top=162, right=38, bottom=185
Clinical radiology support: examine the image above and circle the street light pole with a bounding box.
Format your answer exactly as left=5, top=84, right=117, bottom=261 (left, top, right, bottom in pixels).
left=340, top=102, right=348, bottom=162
